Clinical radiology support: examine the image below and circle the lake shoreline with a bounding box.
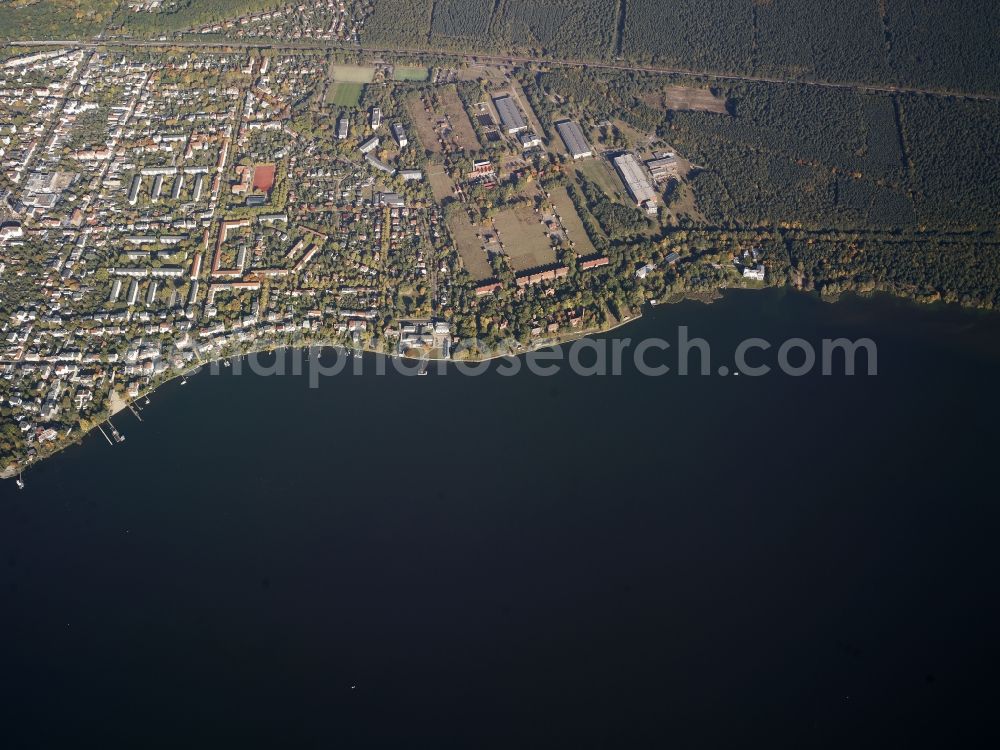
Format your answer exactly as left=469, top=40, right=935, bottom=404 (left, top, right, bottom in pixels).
left=4, top=284, right=1000, bottom=482
left=1, top=299, right=644, bottom=480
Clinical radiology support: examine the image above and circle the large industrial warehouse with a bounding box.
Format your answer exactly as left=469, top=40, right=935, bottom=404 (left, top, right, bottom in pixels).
left=612, top=153, right=659, bottom=215
left=492, top=95, right=527, bottom=134
left=556, top=120, right=592, bottom=159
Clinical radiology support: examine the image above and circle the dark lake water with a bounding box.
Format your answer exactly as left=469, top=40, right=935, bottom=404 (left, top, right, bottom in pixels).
left=2, top=288, right=999, bottom=748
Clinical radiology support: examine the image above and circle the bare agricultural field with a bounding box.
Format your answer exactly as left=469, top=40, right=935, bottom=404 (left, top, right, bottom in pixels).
left=440, top=86, right=480, bottom=151
left=646, top=86, right=729, bottom=115
left=548, top=185, right=595, bottom=256
left=406, top=92, right=443, bottom=154
left=449, top=213, right=493, bottom=281
left=494, top=205, right=558, bottom=272
left=458, top=64, right=507, bottom=83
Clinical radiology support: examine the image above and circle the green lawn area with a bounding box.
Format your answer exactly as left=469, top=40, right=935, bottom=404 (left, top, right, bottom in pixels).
left=326, top=64, right=375, bottom=107
left=548, top=185, right=596, bottom=255
left=449, top=213, right=493, bottom=281
left=393, top=65, right=430, bottom=82
left=326, top=82, right=365, bottom=107
left=328, top=63, right=376, bottom=83
left=576, top=157, right=626, bottom=203
left=494, top=205, right=558, bottom=272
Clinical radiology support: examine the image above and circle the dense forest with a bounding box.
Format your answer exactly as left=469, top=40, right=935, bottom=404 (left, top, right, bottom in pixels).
left=787, top=234, right=1000, bottom=310
left=5, top=1, right=998, bottom=97
left=887, top=0, right=1000, bottom=96
left=426, top=0, right=618, bottom=58
left=430, top=0, right=494, bottom=39
left=114, top=0, right=286, bottom=35
left=0, top=0, right=118, bottom=39
left=622, top=0, right=754, bottom=72
left=670, top=82, right=999, bottom=233
left=900, top=96, right=1000, bottom=230
left=753, top=0, right=890, bottom=83
left=664, top=82, right=916, bottom=231
left=372, top=0, right=1000, bottom=95
left=364, top=0, right=430, bottom=46
left=622, top=0, right=1000, bottom=94
left=488, top=0, right=618, bottom=58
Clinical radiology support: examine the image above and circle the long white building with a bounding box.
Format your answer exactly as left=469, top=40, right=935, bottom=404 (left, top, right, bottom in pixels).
left=612, top=153, right=658, bottom=215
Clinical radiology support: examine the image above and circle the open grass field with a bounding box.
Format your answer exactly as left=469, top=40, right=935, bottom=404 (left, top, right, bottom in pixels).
left=666, top=180, right=704, bottom=224
left=458, top=64, right=508, bottom=84
left=406, top=92, right=443, bottom=153
left=661, top=86, right=729, bottom=115
left=494, top=205, right=558, bottom=272
left=575, top=157, right=625, bottom=203
left=427, top=167, right=454, bottom=203
left=449, top=213, right=493, bottom=280
left=325, top=63, right=376, bottom=106
left=440, top=87, right=480, bottom=151
left=326, top=82, right=365, bottom=107
left=328, top=64, right=376, bottom=83
left=393, top=65, right=430, bottom=82
left=613, top=117, right=655, bottom=147
left=548, top=185, right=595, bottom=256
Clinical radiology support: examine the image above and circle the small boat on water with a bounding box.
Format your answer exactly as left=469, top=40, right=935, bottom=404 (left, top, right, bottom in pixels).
left=16, top=474, right=24, bottom=490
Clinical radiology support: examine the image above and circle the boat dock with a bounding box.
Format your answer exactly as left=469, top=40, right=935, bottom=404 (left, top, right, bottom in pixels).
left=107, top=420, right=125, bottom=443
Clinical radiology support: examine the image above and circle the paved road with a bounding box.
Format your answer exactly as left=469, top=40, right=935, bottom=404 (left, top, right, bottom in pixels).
left=6, top=36, right=1000, bottom=103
